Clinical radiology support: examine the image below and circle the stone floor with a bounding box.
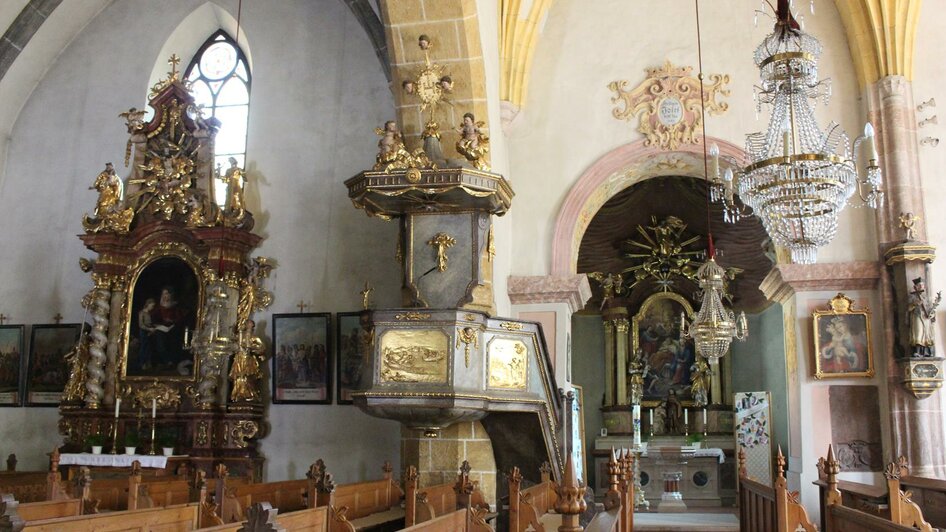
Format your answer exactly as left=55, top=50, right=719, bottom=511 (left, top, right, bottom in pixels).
left=633, top=511, right=739, bottom=531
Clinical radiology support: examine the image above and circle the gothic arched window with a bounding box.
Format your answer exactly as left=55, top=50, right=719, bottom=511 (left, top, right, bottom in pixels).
left=185, top=30, right=251, bottom=205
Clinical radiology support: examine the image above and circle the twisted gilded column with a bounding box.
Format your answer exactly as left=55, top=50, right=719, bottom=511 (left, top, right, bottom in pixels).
left=83, top=280, right=110, bottom=409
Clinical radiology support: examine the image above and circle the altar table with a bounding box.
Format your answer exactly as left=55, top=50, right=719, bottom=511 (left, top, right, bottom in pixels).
left=59, top=453, right=169, bottom=469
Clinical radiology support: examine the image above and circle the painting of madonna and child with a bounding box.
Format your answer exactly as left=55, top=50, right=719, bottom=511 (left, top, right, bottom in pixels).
left=637, top=295, right=697, bottom=402
left=126, top=258, right=199, bottom=378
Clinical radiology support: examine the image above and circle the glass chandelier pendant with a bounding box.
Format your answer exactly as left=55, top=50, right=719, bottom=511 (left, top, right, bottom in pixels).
left=681, top=255, right=748, bottom=360
left=709, top=0, right=883, bottom=264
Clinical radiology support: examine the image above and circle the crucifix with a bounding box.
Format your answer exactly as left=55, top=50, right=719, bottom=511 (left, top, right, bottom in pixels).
left=0, top=314, right=7, bottom=325
left=297, top=300, right=309, bottom=313
left=53, top=313, right=63, bottom=325
left=360, top=281, right=374, bottom=310
left=427, top=232, right=457, bottom=272
left=168, top=54, right=181, bottom=79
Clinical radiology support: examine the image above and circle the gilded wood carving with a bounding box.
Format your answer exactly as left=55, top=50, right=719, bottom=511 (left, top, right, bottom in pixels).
left=379, top=330, right=449, bottom=383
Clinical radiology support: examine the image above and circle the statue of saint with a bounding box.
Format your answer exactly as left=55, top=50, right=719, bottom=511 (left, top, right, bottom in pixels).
left=663, top=389, right=683, bottom=434
left=62, top=330, right=91, bottom=403
left=83, top=162, right=134, bottom=233
left=223, top=157, right=246, bottom=225
left=230, top=320, right=263, bottom=403
left=628, top=350, right=647, bottom=405
left=690, top=357, right=710, bottom=407
left=908, top=278, right=941, bottom=357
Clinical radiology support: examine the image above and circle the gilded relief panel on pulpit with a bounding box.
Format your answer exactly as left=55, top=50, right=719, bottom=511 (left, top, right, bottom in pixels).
left=487, top=338, right=528, bottom=390
left=379, top=329, right=449, bottom=384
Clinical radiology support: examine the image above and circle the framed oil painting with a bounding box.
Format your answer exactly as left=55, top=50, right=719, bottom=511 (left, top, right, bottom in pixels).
left=632, top=291, right=696, bottom=403
left=272, top=313, right=332, bottom=404
left=126, top=257, right=200, bottom=378
left=813, top=293, right=874, bottom=379
left=336, top=312, right=370, bottom=405
left=27, top=324, right=81, bottom=406
left=0, top=325, right=24, bottom=406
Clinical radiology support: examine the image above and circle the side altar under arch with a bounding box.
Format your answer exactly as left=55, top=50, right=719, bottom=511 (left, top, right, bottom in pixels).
left=58, top=58, right=273, bottom=479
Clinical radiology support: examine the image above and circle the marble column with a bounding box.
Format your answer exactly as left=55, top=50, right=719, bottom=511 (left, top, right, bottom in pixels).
left=868, top=75, right=946, bottom=478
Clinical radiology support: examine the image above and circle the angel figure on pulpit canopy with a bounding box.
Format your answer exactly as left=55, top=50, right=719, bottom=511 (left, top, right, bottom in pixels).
left=455, top=112, right=490, bottom=171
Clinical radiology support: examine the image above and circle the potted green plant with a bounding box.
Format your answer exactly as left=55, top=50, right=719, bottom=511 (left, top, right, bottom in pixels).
left=86, top=433, right=106, bottom=455
left=121, top=431, right=140, bottom=455
left=156, top=431, right=176, bottom=457
left=685, top=433, right=703, bottom=449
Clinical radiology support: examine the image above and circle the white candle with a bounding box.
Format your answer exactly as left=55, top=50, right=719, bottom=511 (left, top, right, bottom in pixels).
left=114, top=397, right=120, bottom=419
left=864, top=122, right=877, bottom=162
left=151, top=398, right=156, bottom=419
left=709, top=143, right=720, bottom=179
left=703, top=408, right=707, bottom=427
left=632, top=405, right=642, bottom=447
left=649, top=408, right=654, bottom=426
left=684, top=408, right=689, bottom=427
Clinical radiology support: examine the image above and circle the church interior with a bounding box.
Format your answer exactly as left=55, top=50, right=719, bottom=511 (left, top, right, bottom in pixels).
left=0, top=0, right=943, bottom=530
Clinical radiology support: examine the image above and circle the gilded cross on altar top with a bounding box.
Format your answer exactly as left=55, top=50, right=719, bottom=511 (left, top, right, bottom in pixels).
left=168, top=54, right=181, bottom=78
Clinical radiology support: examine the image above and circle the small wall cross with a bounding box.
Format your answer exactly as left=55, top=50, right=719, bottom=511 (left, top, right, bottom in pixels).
left=53, top=313, right=63, bottom=325
left=168, top=54, right=181, bottom=78
left=297, top=301, right=309, bottom=313
left=0, top=314, right=8, bottom=325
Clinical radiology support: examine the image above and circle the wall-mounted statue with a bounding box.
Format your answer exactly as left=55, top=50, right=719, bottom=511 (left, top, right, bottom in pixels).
left=908, top=277, right=941, bottom=357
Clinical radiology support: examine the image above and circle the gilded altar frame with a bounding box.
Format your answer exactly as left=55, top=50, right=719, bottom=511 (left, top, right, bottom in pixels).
left=120, top=242, right=206, bottom=381
left=812, top=293, right=874, bottom=379
left=632, top=291, right=695, bottom=408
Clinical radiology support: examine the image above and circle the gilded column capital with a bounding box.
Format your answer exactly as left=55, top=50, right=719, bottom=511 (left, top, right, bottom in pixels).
left=614, top=318, right=629, bottom=333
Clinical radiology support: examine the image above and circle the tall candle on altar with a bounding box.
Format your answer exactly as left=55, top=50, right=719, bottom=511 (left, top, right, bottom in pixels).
left=703, top=408, right=707, bottom=427
left=114, top=397, right=120, bottom=418
left=151, top=398, right=156, bottom=419
left=684, top=408, right=688, bottom=427
left=632, top=405, right=642, bottom=447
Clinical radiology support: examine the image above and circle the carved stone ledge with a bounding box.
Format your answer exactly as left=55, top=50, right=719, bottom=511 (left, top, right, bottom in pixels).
left=760, top=262, right=882, bottom=303
left=507, top=275, right=592, bottom=314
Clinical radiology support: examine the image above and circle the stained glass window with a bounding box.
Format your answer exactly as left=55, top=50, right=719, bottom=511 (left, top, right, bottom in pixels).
left=185, top=31, right=251, bottom=206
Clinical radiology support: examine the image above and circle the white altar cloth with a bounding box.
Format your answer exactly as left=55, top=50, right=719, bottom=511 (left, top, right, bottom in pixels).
left=59, top=453, right=168, bottom=469
left=641, top=447, right=725, bottom=464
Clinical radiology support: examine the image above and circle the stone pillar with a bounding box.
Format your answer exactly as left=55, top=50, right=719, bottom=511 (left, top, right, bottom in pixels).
left=400, top=421, right=497, bottom=505
left=868, top=75, right=946, bottom=477
left=614, top=316, right=629, bottom=406
left=603, top=320, right=615, bottom=406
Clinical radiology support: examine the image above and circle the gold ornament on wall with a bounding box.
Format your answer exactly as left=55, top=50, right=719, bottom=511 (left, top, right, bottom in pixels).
left=609, top=61, right=729, bottom=150
left=427, top=232, right=457, bottom=272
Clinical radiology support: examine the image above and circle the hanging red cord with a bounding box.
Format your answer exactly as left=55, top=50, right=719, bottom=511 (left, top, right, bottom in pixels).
left=694, top=0, right=715, bottom=260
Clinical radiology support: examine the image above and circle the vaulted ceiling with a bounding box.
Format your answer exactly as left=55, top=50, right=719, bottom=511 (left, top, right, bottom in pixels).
left=577, top=176, right=775, bottom=314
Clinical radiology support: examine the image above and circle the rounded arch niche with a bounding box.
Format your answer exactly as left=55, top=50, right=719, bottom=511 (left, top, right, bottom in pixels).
left=550, top=138, right=748, bottom=276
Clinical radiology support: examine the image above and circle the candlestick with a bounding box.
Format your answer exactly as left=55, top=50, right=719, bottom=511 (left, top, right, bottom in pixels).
left=110, top=420, right=119, bottom=455
left=684, top=408, right=689, bottom=438
left=114, top=397, right=120, bottom=418
left=703, top=407, right=708, bottom=438
left=151, top=398, right=156, bottom=419
left=149, top=415, right=157, bottom=455
left=649, top=408, right=654, bottom=437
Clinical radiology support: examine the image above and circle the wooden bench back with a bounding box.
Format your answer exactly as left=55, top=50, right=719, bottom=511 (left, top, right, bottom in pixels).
left=508, top=461, right=559, bottom=532
left=737, top=447, right=816, bottom=532
left=8, top=497, right=81, bottom=522
left=403, top=460, right=488, bottom=527
left=821, top=446, right=933, bottom=532
left=18, top=502, right=199, bottom=531
left=219, top=478, right=308, bottom=522
left=199, top=504, right=331, bottom=532
left=330, top=461, right=401, bottom=521
left=401, top=508, right=467, bottom=531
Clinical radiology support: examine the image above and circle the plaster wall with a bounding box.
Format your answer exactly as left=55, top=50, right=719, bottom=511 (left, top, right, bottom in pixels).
left=788, top=289, right=890, bottom=522
left=505, top=0, right=876, bottom=276
left=0, top=0, right=402, bottom=481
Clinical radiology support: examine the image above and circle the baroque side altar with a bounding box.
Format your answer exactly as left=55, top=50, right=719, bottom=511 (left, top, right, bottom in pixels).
left=58, top=57, right=273, bottom=479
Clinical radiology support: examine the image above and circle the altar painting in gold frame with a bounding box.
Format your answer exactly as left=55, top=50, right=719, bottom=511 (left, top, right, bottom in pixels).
left=632, top=291, right=695, bottom=404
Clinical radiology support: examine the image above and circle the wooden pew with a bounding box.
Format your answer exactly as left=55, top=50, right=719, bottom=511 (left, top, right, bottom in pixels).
left=309, top=459, right=403, bottom=531
left=0, top=449, right=67, bottom=504
left=0, top=494, right=81, bottom=522
left=3, top=502, right=201, bottom=531
left=507, top=461, right=558, bottom=532
left=900, top=473, right=946, bottom=528
left=821, top=445, right=932, bottom=532
left=403, top=460, right=488, bottom=528
left=200, top=502, right=332, bottom=532
left=737, top=447, right=817, bottom=532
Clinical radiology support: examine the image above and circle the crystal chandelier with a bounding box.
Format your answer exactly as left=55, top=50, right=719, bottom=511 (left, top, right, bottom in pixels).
left=681, top=254, right=748, bottom=360
left=708, top=0, right=882, bottom=264
left=679, top=0, right=748, bottom=361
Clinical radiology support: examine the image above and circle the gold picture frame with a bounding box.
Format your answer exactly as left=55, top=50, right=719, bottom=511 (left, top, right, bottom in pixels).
left=632, top=291, right=696, bottom=407
left=812, top=293, right=874, bottom=379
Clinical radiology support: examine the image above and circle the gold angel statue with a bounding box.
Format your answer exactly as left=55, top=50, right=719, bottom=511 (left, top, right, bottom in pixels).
left=455, top=113, right=490, bottom=171
left=373, top=121, right=433, bottom=173
left=63, top=331, right=91, bottom=403
left=230, top=320, right=264, bottom=403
